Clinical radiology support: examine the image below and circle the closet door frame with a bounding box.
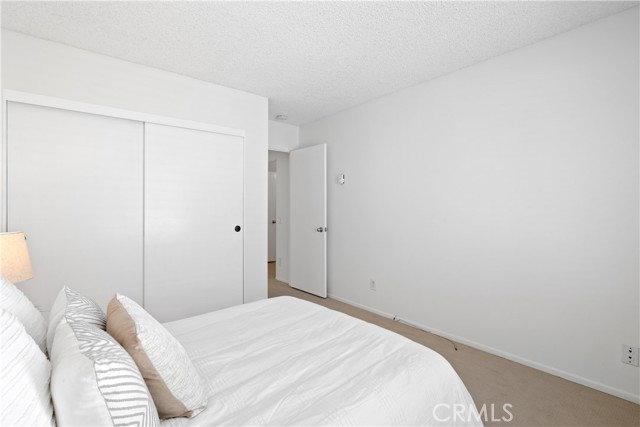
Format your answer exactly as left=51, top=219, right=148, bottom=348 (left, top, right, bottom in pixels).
left=1, top=90, right=246, bottom=305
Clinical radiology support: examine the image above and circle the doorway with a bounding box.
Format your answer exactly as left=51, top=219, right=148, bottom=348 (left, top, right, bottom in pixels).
left=267, top=150, right=290, bottom=285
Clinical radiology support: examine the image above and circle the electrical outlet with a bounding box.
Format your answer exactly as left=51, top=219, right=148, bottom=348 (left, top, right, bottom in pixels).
left=622, top=345, right=639, bottom=366
left=369, top=279, right=376, bottom=291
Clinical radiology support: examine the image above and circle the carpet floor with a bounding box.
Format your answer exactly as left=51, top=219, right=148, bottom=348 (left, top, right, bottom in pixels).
left=268, top=263, right=639, bottom=427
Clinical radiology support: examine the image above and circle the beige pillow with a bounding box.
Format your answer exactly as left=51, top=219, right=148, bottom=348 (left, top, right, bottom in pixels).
left=107, top=294, right=207, bottom=419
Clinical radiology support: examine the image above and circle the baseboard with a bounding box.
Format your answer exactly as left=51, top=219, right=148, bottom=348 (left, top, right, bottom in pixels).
left=327, top=292, right=640, bottom=404
left=328, top=293, right=397, bottom=319
left=275, top=276, right=289, bottom=284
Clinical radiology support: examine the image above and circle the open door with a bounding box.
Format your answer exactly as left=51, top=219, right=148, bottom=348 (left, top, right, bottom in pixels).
left=290, top=144, right=327, bottom=297
left=268, top=169, right=277, bottom=262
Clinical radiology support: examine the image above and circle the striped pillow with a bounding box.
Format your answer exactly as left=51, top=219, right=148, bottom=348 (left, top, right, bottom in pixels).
left=0, top=276, right=47, bottom=353
left=47, top=286, right=106, bottom=353
left=0, top=308, right=55, bottom=427
left=50, top=316, right=159, bottom=426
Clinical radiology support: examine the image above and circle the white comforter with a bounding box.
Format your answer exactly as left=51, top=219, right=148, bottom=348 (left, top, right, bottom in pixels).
left=161, top=296, right=481, bottom=426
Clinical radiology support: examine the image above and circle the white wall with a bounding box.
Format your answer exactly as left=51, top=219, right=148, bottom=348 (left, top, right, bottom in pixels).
left=1, top=30, right=268, bottom=304
left=300, top=8, right=639, bottom=402
left=268, top=120, right=299, bottom=152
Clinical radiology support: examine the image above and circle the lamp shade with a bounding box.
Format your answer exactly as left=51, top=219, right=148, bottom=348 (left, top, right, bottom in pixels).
left=0, top=232, right=33, bottom=283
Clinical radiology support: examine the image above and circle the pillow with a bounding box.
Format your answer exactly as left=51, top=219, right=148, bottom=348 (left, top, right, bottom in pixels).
left=107, top=293, right=207, bottom=419
left=0, top=276, right=47, bottom=353
left=47, top=286, right=106, bottom=353
left=50, top=315, right=160, bottom=427
left=0, top=308, right=55, bottom=427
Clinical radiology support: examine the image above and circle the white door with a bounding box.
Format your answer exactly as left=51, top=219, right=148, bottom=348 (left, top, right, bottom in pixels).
left=290, top=144, right=327, bottom=297
left=6, top=102, right=144, bottom=312
left=144, top=123, right=244, bottom=322
left=268, top=171, right=277, bottom=262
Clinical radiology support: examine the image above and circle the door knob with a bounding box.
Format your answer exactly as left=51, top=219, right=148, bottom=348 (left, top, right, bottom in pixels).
left=316, top=227, right=326, bottom=232
left=235, top=225, right=241, bottom=232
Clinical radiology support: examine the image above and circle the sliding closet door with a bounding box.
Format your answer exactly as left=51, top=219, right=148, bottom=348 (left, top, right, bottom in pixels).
left=6, top=102, right=144, bottom=312
left=144, top=123, right=244, bottom=322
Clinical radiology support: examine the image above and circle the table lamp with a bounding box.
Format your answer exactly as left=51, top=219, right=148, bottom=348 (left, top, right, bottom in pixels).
left=0, top=232, right=33, bottom=283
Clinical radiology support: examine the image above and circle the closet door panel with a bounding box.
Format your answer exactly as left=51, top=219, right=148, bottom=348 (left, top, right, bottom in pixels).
left=144, top=123, right=243, bottom=322
left=6, top=102, right=144, bottom=313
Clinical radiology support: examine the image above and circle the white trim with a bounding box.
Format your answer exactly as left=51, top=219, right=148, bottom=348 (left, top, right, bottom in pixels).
left=1, top=94, right=8, bottom=231
left=268, top=145, right=295, bottom=153
left=328, top=293, right=396, bottom=319
left=328, top=292, right=640, bottom=404
left=2, top=90, right=245, bottom=137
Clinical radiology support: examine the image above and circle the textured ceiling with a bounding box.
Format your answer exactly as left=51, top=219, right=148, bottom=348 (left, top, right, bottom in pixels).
left=1, top=1, right=636, bottom=125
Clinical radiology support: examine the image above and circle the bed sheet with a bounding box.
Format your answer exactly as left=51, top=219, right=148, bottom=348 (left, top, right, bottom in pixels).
left=161, top=296, right=481, bottom=426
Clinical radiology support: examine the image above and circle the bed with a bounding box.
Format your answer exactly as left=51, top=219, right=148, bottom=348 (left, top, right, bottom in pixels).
left=1, top=277, right=482, bottom=427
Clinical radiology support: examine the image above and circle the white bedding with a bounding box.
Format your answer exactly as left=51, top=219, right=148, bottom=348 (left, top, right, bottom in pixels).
left=161, top=296, right=482, bottom=426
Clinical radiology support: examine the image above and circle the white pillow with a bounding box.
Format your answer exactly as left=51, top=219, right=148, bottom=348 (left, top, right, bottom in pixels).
left=0, top=308, right=55, bottom=427
left=0, top=276, right=47, bottom=353
left=47, top=286, right=106, bottom=353
left=50, top=317, right=160, bottom=427
left=107, top=293, right=207, bottom=419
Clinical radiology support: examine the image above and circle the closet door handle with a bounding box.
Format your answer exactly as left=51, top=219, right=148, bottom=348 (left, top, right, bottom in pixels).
left=235, top=225, right=241, bottom=232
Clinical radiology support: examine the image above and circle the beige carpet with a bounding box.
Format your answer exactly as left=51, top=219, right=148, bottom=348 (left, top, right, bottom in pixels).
left=268, top=263, right=639, bottom=427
